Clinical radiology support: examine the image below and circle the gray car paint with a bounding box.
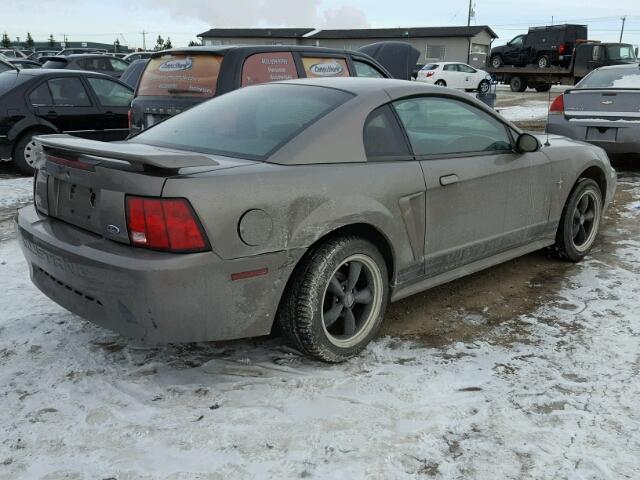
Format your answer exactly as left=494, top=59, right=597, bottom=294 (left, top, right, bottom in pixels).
left=16, top=77, right=617, bottom=344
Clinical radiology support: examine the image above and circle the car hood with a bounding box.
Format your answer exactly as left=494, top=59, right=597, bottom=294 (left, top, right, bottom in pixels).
left=490, top=45, right=507, bottom=55
left=358, top=41, right=420, bottom=80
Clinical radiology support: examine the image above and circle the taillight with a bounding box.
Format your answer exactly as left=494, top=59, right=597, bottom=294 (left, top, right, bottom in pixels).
left=558, top=44, right=567, bottom=55
left=426, top=71, right=435, bottom=77
left=126, top=196, right=209, bottom=253
left=127, top=108, right=132, bottom=129
left=549, top=94, right=564, bottom=114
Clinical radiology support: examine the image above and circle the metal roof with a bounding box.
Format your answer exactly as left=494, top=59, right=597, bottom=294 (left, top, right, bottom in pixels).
left=308, top=26, right=498, bottom=40
left=198, top=28, right=315, bottom=39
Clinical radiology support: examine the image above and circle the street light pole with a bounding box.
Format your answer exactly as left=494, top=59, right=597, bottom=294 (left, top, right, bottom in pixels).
left=619, top=16, right=626, bottom=43
left=467, top=0, right=473, bottom=26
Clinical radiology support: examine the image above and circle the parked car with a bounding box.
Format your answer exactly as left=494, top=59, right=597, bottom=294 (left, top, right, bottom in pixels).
left=411, top=63, right=425, bottom=80
left=547, top=63, right=640, bottom=155
left=112, top=53, right=128, bottom=59
left=56, top=48, right=106, bottom=56
left=119, top=58, right=149, bottom=89
left=123, top=51, right=154, bottom=62
left=18, top=78, right=615, bottom=362
left=28, top=50, right=61, bottom=63
left=41, top=54, right=130, bottom=78
left=0, top=49, right=28, bottom=59
left=8, top=59, right=41, bottom=70
left=0, top=69, right=133, bottom=174
left=130, top=45, right=392, bottom=133
left=0, top=57, right=18, bottom=73
left=415, top=62, right=491, bottom=92
left=490, top=24, right=588, bottom=69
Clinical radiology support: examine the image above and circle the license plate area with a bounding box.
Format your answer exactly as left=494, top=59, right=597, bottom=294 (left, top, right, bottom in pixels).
left=48, top=177, right=101, bottom=234
left=586, top=126, right=618, bottom=142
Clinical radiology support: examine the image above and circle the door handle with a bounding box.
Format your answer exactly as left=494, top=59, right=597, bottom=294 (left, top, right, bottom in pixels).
left=440, top=174, right=459, bottom=186
left=46, top=111, right=58, bottom=118
left=105, top=111, right=115, bottom=116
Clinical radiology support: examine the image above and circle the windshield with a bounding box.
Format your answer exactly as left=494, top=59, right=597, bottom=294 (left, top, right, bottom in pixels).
left=606, top=45, right=636, bottom=61
left=131, top=84, right=353, bottom=160
left=578, top=67, right=640, bottom=89
left=137, top=54, right=222, bottom=97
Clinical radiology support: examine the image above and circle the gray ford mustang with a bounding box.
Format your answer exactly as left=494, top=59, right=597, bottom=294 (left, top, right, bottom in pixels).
left=17, top=77, right=616, bottom=362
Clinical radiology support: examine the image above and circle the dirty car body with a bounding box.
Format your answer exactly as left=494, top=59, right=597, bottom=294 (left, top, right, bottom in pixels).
left=17, top=78, right=616, bottom=357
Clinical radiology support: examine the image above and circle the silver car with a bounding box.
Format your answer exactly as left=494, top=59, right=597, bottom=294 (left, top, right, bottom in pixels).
left=17, top=78, right=616, bottom=362
left=547, top=63, right=640, bottom=155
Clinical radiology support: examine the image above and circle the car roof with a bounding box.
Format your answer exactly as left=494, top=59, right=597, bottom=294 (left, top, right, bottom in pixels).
left=152, top=45, right=379, bottom=58
left=594, top=63, right=640, bottom=72
left=61, top=54, right=121, bottom=59
left=12, top=68, right=131, bottom=81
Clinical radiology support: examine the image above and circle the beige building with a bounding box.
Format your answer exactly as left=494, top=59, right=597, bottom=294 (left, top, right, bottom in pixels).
left=198, top=26, right=498, bottom=68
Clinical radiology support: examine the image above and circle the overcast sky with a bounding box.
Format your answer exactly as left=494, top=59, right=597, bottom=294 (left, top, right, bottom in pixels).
left=4, top=0, right=640, bottom=49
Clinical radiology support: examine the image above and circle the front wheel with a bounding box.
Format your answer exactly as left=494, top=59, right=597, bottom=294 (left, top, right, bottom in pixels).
left=490, top=55, right=503, bottom=68
left=278, top=236, right=389, bottom=362
left=553, top=179, right=603, bottom=262
left=478, top=79, right=490, bottom=93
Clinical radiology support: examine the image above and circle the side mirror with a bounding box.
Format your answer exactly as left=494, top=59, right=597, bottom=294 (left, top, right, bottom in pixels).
left=516, top=133, right=540, bottom=153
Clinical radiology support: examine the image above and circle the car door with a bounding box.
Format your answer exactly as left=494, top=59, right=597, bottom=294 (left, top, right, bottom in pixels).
left=442, top=64, right=463, bottom=88
left=457, top=63, right=478, bottom=89
left=504, top=35, right=526, bottom=65
left=85, top=76, right=133, bottom=141
left=392, top=95, right=552, bottom=277
left=29, top=76, right=104, bottom=140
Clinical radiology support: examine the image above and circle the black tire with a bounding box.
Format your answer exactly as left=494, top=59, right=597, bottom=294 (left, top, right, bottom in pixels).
left=553, top=179, right=603, bottom=262
left=478, top=79, right=490, bottom=93
left=490, top=55, right=503, bottom=68
left=435, top=79, right=447, bottom=87
left=277, top=236, right=389, bottom=363
left=536, top=55, right=550, bottom=68
left=12, top=132, right=40, bottom=176
left=509, top=76, right=527, bottom=92
left=534, top=84, right=552, bottom=92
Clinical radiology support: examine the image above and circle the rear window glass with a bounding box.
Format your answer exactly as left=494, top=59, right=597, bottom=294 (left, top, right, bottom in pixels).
left=0, top=72, right=29, bottom=96
left=137, top=54, right=222, bottom=97
left=302, top=57, right=350, bottom=78
left=41, top=59, right=67, bottom=69
left=131, top=84, right=353, bottom=160
left=421, top=64, right=439, bottom=70
left=241, top=52, right=298, bottom=87
left=578, top=68, right=640, bottom=89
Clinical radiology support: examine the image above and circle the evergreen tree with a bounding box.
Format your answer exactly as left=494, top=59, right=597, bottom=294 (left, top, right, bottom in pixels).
left=26, top=32, right=34, bottom=49
left=164, top=37, right=172, bottom=49
left=188, top=39, right=201, bottom=47
left=1, top=33, right=11, bottom=48
left=154, top=35, right=164, bottom=51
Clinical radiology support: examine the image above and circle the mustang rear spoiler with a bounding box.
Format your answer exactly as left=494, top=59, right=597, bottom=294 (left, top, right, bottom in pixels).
left=34, top=134, right=218, bottom=169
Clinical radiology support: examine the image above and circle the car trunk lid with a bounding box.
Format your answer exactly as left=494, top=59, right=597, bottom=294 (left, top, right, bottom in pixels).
left=563, top=89, right=640, bottom=121
left=33, top=134, right=253, bottom=243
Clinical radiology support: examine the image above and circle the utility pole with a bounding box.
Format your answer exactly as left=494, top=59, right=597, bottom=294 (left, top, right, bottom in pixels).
left=619, top=16, right=626, bottom=43
left=467, top=0, right=473, bottom=26
left=141, top=30, right=147, bottom=51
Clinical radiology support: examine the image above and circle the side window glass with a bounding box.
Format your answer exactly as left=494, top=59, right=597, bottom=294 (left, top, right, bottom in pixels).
left=29, top=83, right=53, bottom=106
left=47, top=78, right=91, bottom=106
left=392, top=97, right=512, bottom=156
left=87, top=77, right=133, bottom=106
left=110, top=58, right=129, bottom=72
left=353, top=60, right=385, bottom=78
left=363, top=105, right=411, bottom=160
left=241, top=52, right=298, bottom=87
left=302, top=56, right=350, bottom=77
left=443, top=64, right=458, bottom=72
left=458, top=64, right=475, bottom=73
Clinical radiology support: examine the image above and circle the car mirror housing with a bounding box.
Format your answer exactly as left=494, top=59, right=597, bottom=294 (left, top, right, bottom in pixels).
left=516, top=133, right=540, bottom=153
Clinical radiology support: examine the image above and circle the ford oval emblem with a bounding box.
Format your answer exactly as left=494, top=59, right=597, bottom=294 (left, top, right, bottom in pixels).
left=106, top=224, right=120, bottom=235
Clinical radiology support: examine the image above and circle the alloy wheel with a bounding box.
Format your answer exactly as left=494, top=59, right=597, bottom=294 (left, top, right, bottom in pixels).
left=321, top=254, right=383, bottom=348
left=572, top=190, right=601, bottom=252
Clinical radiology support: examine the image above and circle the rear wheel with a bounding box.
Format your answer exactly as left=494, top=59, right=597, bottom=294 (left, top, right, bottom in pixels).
left=12, top=132, right=40, bottom=176
left=435, top=79, right=447, bottom=87
left=534, top=84, right=552, bottom=92
left=536, top=55, right=550, bottom=68
left=490, top=55, right=503, bottom=68
left=509, top=76, right=527, bottom=92
left=278, top=236, right=389, bottom=362
left=553, top=179, right=603, bottom=262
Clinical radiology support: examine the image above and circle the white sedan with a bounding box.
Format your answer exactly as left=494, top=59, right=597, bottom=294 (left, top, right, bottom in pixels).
left=416, top=62, right=491, bottom=93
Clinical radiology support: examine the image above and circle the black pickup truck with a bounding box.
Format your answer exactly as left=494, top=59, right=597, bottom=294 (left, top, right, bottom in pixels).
left=488, top=42, right=638, bottom=92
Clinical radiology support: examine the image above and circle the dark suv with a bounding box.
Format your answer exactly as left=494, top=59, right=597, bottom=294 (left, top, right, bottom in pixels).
left=42, top=55, right=130, bottom=78
left=130, top=45, right=391, bottom=133
left=490, top=24, right=588, bottom=69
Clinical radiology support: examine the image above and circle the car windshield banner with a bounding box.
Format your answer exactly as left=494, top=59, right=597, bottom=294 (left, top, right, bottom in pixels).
left=302, top=57, right=350, bottom=78
left=137, top=54, right=223, bottom=97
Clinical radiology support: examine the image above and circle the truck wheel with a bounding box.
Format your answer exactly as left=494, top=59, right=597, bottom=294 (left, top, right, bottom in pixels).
left=435, top=80, right=447, bottom=87
left=535, top=84, right=551, bottom=92
left=277, top=236, right=389, bottom=363
left=490, top=55, right=503, bottom=68
left=553, top=179, right=602, bottom=262
left=12, top=132, right=40, bottom=176
left=536, top=55, right=550, bottom=68
left=509, top=76, right=527, bottom=92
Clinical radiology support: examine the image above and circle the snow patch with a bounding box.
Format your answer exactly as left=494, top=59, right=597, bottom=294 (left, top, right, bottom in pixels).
left=0, top=177, right=33, bottom=211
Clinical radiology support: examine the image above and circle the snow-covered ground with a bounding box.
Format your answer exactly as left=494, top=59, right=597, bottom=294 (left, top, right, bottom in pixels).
left=1, top=177, right=639, bottom=479
left=0, top=177, right=32, bottom=211
left=497, top=101, right=550, bottom=122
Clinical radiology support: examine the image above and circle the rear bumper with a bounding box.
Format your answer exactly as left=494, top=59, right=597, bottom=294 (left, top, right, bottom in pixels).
left=16, top=205, right=303, bottom=344
left=547, top=117, right=640, bottom=155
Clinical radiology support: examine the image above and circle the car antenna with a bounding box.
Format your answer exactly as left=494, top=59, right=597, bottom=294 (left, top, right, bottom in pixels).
left=544, top=86, right=552, bottom=146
